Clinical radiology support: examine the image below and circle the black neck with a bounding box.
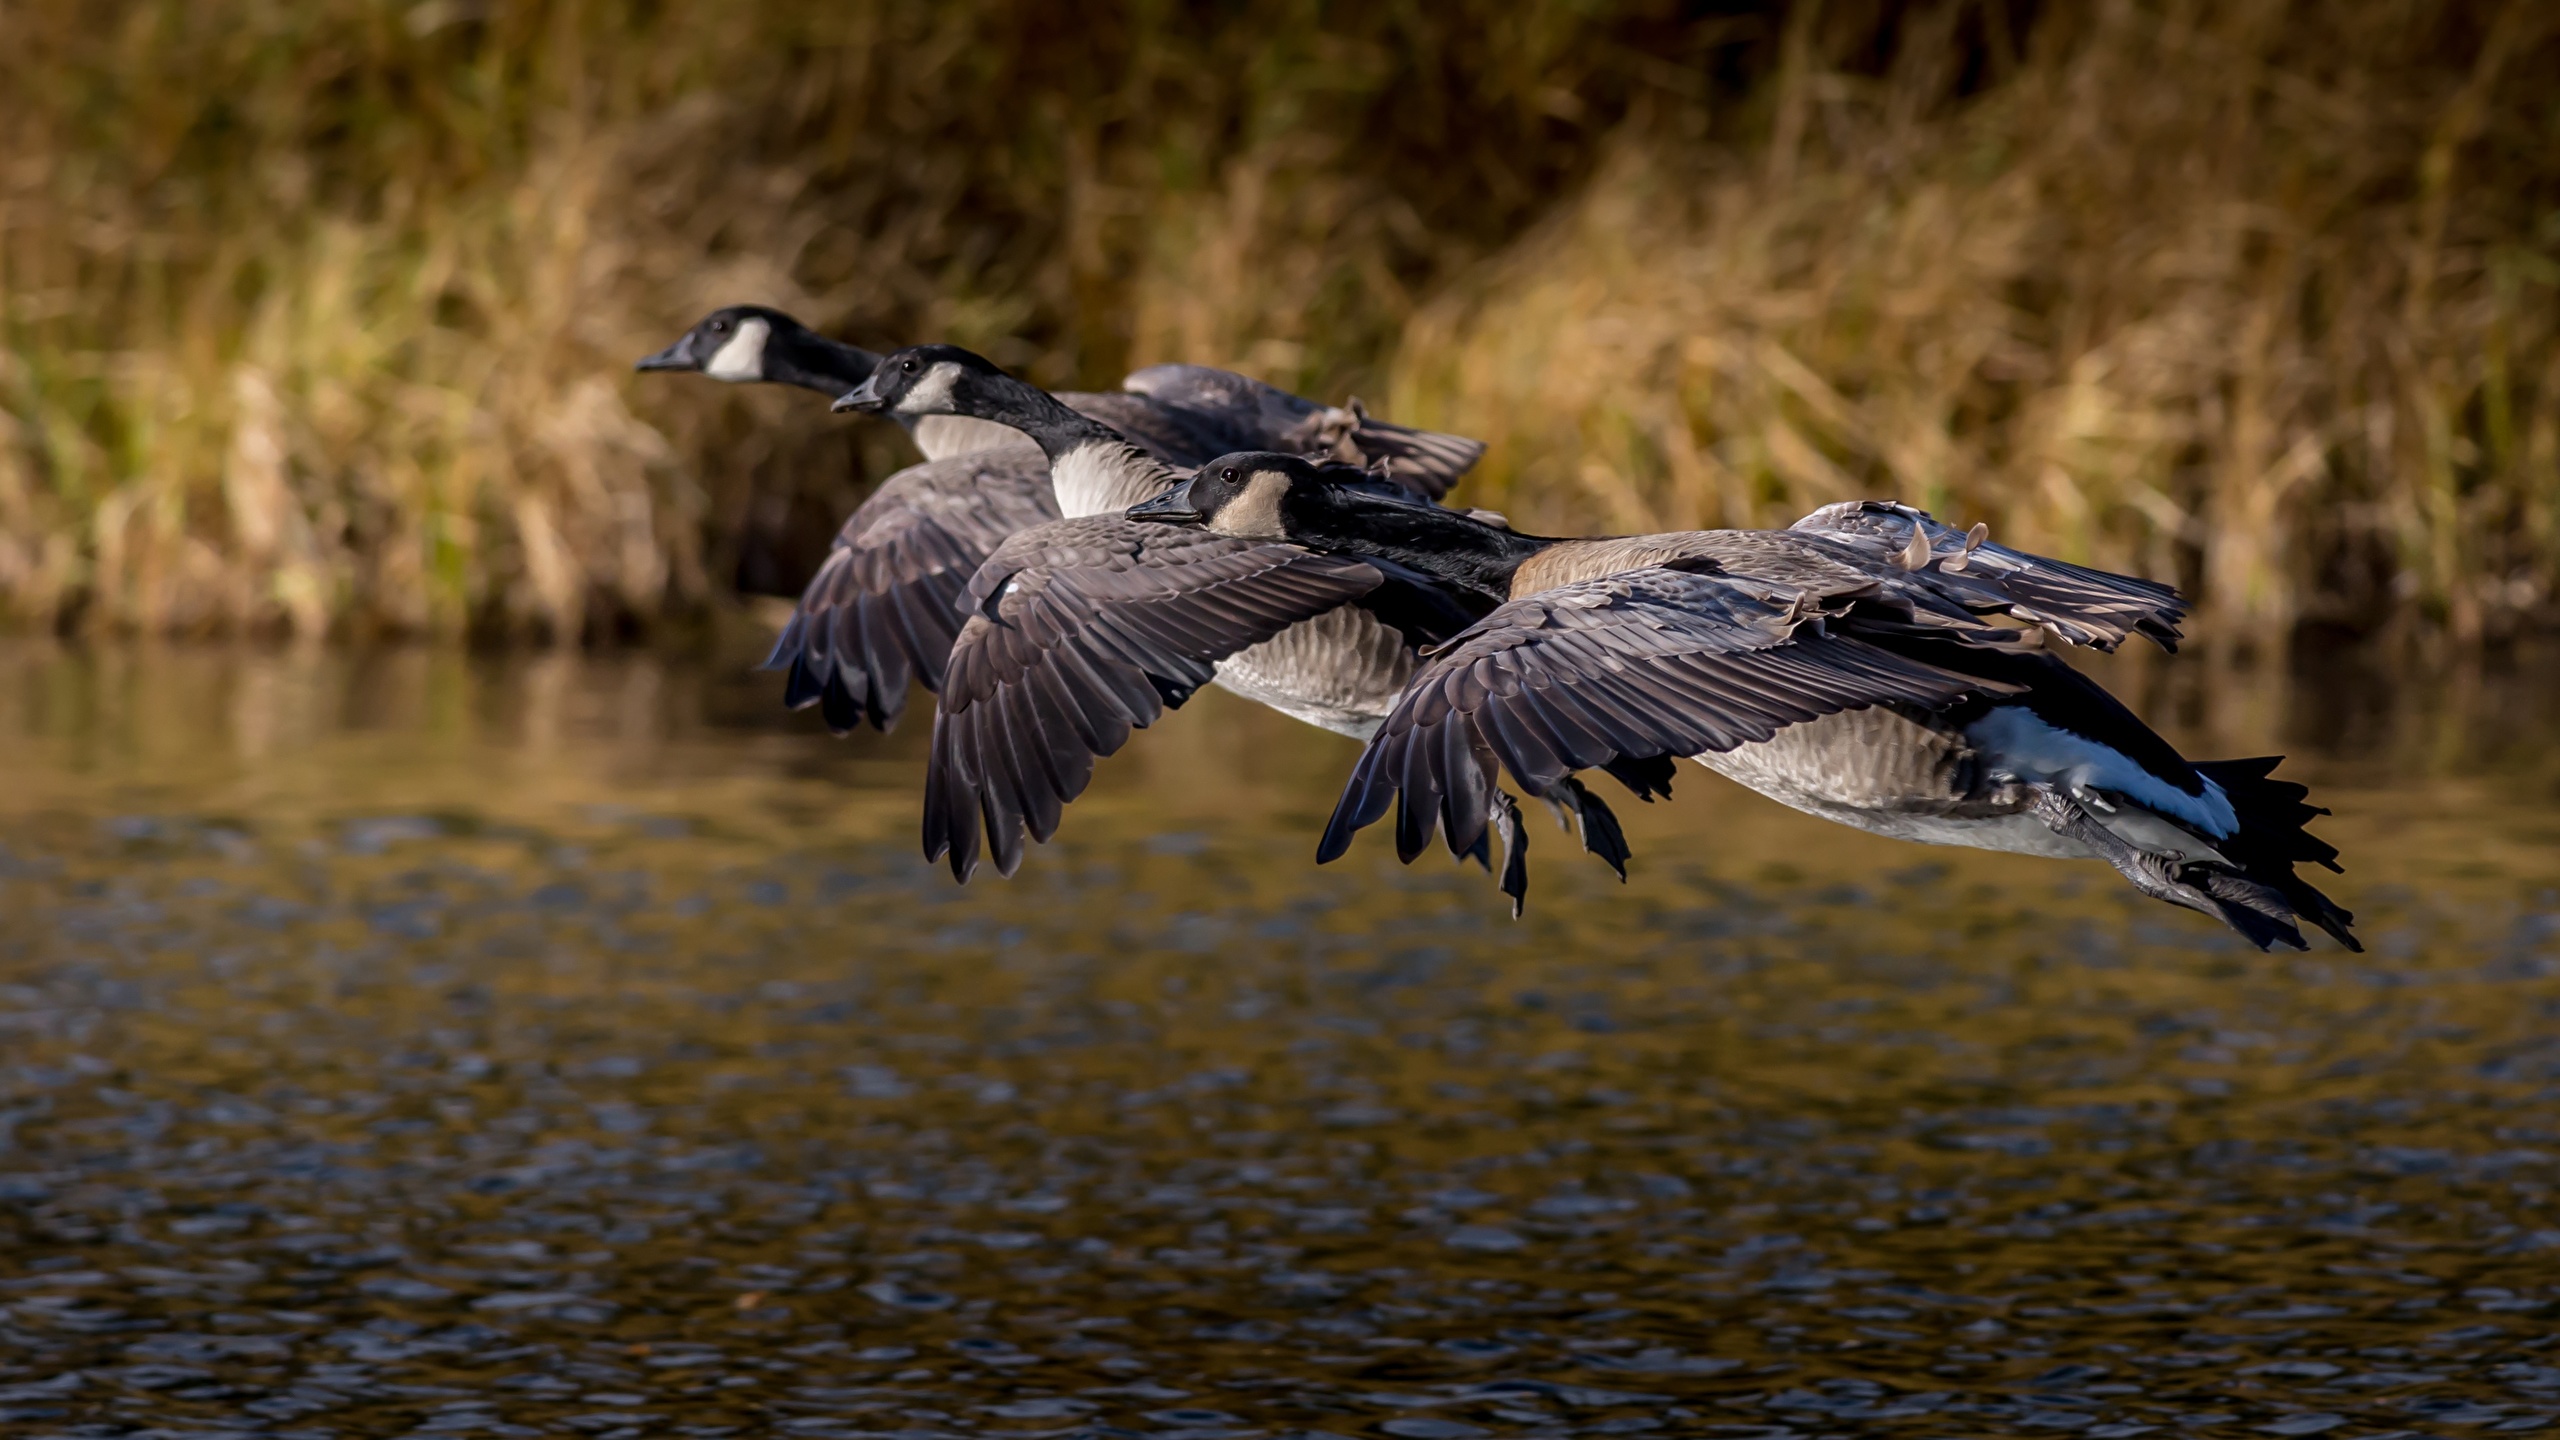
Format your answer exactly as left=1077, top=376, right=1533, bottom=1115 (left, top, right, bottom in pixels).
left=971, top=374, right=1132, bottom=460
left=1283, top=489, right=1557, bottom=608
left=766, top=329, right=884, bottom=396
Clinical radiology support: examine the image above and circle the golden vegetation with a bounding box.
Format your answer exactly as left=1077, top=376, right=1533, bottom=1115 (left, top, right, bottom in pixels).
left=1, top=0, right=2553, bottom=642
left=1394, top=2, right=2560, bottom=646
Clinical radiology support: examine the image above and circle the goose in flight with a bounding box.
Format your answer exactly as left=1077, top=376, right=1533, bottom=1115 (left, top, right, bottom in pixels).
left=833, top=346, right=1560, bottom=879
left=834, top=344, right=1484, bottom=743
left=636, top=310, right=1482, bottom=730
left=916, top=450, right=2354, bottom=951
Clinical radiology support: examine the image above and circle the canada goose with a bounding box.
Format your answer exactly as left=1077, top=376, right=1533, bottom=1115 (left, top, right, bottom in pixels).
left=906, top=452, right=2014, bottom=893
left=638, top=308, right=1059, bottom=730
left=909, top=484, right=1524, bottom=884
left=1142, top=455, right=2355, bottom=950
left=637, top=313, right=1486, bottom=732
left=832, top=350, right=1566, bottom=883
left=638, top=305, right=877, bottom=395
left=833, top=345, right=1473, bottom=740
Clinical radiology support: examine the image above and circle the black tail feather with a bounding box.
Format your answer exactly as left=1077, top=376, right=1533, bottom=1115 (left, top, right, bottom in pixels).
left=2195, top=756, right=2359, bottom=951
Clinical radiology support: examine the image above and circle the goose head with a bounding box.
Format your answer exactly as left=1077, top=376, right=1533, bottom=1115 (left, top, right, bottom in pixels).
left=833, top=344, right=1005, bottom=417
left=1135, top=452, right=1543, bottom=606
left=635, top=305, right=807, bottom=382
left=1129, top=451, right=1410, bottom=541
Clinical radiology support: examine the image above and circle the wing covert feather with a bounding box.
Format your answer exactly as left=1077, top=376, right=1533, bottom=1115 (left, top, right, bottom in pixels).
left=1320, top=567, right=2003, bottom=871
left=1790, top=499, right=2186, bottom=651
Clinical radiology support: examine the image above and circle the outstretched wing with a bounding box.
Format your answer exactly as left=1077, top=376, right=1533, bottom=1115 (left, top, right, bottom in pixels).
left=1320, top=567, right=2000, bottom=875
left=764, top=445, right=1061, bottom=733
left=1121, top=363, right=1485, bottom=501
left=928, top=516, right=1388, bottom=881
left=1790, top=499, right=2186, bottom=652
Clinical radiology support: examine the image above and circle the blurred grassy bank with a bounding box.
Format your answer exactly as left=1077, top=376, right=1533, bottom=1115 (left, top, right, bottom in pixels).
left=2, top=0, right=2554, bottom=643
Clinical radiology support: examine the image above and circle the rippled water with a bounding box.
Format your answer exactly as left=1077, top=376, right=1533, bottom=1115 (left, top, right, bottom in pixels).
left=4, top=638, right=2559, bottom=1440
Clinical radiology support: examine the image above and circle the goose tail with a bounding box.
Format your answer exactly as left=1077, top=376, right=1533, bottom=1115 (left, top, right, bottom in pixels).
left=2193, top=757, right=2359, bottom=952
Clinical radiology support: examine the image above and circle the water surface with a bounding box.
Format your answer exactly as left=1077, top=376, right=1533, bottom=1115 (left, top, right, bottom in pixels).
left=3, top=639, right=2558, bottom=1439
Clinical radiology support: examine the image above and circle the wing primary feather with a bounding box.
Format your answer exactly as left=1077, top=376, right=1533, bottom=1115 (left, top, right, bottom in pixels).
left=1491, top=790, right=1528, bottom=919
left=820, top=671, right=870, bottom=736
left=783, top=651, right=826, bottom=711
left=1438, top=717, right=1494, bottom=864
left=762, top=611, right=809, bottom=673
left=1002, top=683, right=1071, bottom=846
left=974, top=712, right=1028, bottom=880
left=1560, top=776, right=1633, bottom=880
left=1318, top=743, right=1397, bottom=864
left=1393, top=723, right=1446, bottom=865
left=925, top=712, right=982, bottom=881
left=1598, top=753, right=1676, bottom=802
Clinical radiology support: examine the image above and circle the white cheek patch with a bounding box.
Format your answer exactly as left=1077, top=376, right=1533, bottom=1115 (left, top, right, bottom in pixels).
left=1208, top=471, right=1291, bottom=540
left=897, top=361, right=964, bottom=415
left=703, top=317, right=771, bottom=382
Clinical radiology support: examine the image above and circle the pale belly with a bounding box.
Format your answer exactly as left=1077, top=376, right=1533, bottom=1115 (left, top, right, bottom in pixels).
left=1693, top=768, right=2100, bottom=859
left=1210, top=607, right=1412, bottom=741
left=1687, top=706, right=2221, bottom=863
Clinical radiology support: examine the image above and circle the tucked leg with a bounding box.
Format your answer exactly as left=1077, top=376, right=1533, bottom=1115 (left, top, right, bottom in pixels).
left=2028, top=788, right=2306, bottom=951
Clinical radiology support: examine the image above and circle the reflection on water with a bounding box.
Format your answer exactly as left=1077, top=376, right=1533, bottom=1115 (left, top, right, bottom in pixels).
left=3, top=638, right=2558, bottom=1440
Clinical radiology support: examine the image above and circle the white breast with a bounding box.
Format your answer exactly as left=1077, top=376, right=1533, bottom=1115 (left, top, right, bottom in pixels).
left=1050, top=441, right=1173, bottom=518
left=1210, top=606, right=1414, bottom=740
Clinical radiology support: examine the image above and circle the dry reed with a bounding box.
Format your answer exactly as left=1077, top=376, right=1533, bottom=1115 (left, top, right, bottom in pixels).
left=1391, top=0, right=2560, bottom=646
left=1, top=0, right=2552, bottom=642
